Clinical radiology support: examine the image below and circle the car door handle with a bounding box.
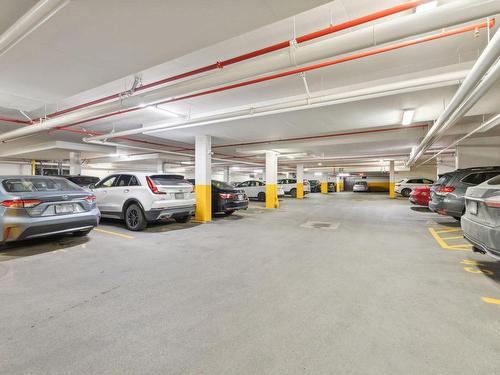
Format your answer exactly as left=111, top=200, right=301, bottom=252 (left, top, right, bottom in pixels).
left=124, top=189, right=130, bottom=193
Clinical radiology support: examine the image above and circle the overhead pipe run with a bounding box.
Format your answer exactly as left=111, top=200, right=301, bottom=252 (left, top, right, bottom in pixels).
left=0, top=0, right=497, bottom=136
left=407, top=24, right=500, bottom=165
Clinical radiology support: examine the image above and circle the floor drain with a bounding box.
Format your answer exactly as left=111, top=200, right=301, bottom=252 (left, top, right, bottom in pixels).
left=300, top=221, right=340, bottom=230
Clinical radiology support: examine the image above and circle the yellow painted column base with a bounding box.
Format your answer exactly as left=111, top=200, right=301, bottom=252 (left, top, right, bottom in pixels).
left=321, top=182, right=328, bottom=194
left=195, top=185, right=212, bottom=222
left=389, top=182, right=395, bottom=199
left=265, top=184, right=279, bottom=209
left=296, top=182, right=304, bottom=199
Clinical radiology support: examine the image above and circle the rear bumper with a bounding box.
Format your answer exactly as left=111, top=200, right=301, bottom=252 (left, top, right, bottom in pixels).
left=410, top=196, right=429, bottom=206
left=429, top=198, right=462, bottom=217
left=1, top=208, right=100, bottom=243
left=145, top=204, right=195, bottom=221
left=462, top=216, right=500, bottom=261
left=218, top=200, right=248, bottom=213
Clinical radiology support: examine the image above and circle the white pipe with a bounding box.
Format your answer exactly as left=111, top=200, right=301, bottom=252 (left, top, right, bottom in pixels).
left=86, top=70, right=468, bottom=141
left=407, top=26, right=500, bottom=165
left=84, top=140, right=263, bottom=166
left=0, top=0, right=496, bottom=142
left=0, top=0, right=69, bottom=58
left=418, top=113, right=500, bottom=166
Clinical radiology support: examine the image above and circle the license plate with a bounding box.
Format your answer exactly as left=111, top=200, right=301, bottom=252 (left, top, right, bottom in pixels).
left=237, top=194, right=243, bottom=200
left=55, top=204, right=74, bottom=214
left=175, top=192, right=184, bottom=199
left=469, top=201, right=478, bottom=215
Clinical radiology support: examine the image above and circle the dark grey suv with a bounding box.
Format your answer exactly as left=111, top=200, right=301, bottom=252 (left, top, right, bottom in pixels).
left=429, top=167, right=500, bottom=220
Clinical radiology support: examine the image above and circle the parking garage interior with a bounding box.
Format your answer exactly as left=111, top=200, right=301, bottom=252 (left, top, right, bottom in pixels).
left=1, top=1, right=500, bottom=374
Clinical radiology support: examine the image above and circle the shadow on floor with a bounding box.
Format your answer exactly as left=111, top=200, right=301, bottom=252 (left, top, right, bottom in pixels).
left=100, top=218, right=202, bottom=233
left=411, top=206, right=432, bottom=213
left=0, top=234, right=90, bottom=261
left=471, top=258, right=500, bottom=285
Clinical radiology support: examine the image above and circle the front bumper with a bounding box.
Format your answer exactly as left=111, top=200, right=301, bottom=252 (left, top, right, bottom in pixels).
left=1, top=208, right=100, bottom=243
left=145, top=204, right=195, bottom=221
left=462, top=216, right=500, bottom=261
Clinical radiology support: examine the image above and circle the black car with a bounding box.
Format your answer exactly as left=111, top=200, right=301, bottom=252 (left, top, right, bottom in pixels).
left=188, top=179, right=249, bottom=215
left=62, top=175, right=100, bottom=188
left=309, top=180, right=321, bottom=193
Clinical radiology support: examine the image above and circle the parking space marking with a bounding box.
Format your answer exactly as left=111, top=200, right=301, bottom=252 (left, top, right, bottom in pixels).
left=481, top=297, right=500, bottom=305
left=441, top=235, right=465, bottom=240
left=428, top=227, right=472, bottom=252
left=94, top=228, right=135, bottom=240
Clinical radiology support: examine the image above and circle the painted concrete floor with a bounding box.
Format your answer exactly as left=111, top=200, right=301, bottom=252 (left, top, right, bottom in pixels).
left=1, top=193, right=500, bottom=374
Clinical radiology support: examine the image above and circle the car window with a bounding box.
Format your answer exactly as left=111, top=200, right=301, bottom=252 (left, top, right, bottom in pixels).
left=96, top=175, right=118, bottom=188
left=423, top=179, right=434, bottom=184
left=2, top=177, right=82, bottom=192
left=436, top=174, right=452, bottom=185
left=212, top=180, right=234, bottom=190
left=463, top=171, right=500, bottom=185
left=487, top=175, right=500, bottom=185
left=238, top=181, right=249, bottom=187
left=116, top=175, right=132, bottom=187
left=150, top=175, right=190, bottom=185
left=129, top=176, right=140, bottom=186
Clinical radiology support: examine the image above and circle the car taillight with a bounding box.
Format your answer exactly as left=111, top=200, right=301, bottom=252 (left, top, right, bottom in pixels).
left=1, top=199, right=42, bottom=208
left=219, top=193, right=235, bottom=199
left=485, top=197, right=500, bottom=208
left=437, top=186, right=455, bottom=194
left=84, top=195, right=96, bottom=203
left=146, top=176, right=166, bottom=195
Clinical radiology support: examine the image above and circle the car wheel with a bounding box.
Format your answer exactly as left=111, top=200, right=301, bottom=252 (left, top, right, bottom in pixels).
left=257, top=192, right=266, bottom=202
left=125, top=203, right=147, bottom=231
left=224, top=209, right=235, bottom=215
left=175, top=215, right=191, bottom=223
left=401, top=188, right=412, bottom=198
left=290, top=188, right=297, bottom=198
left=73, top=229, right=92, bottom=237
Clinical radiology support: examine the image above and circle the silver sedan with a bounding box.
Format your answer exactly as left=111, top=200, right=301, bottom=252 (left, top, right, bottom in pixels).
left=353, top=181, right=369, bottom=192
left=0, top=176, right=100, bottom=245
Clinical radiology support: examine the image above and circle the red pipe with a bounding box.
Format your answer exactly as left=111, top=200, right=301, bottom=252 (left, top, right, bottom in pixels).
left=57, top=19, right=492, bottom=131
left=0, top=1, right=424, bottom=125
left=0, top=117, right=29, bottom=124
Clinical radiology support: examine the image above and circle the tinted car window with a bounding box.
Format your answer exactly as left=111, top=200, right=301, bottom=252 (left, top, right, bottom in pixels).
left=2, top=177, right=81, bottom=192
left=462, top=172, right=500, bottom=185
left=423, top=179, right=434, bottom=184
left=150, top=175, right=190, bottom=185
left=213, top=180, right=234, bottom=190
left=487, top=175, right=500, bottom=185
left=129, top=176, right=140, bottom=186
left=116, top=175, right=132, bottom=186
left=238, top=181, right=250, bottom=187
left=435, top=174, right=453, bottom=185
left=96, top=175, right=118, bottom=188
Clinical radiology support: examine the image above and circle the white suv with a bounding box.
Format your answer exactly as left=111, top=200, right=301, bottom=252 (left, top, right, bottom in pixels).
left=278, top=179, right=311, bottom=197
left=235, top=180, right=285, bottom=201
left=395, top=177, right=434, bottom=198
left=91, top=173, right=195, bottom=231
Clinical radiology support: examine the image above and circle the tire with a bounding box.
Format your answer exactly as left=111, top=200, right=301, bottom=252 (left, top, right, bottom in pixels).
left=124, top=203, right=147, bottom=231
left=290, top=188, right=297, bottom=198
left=73, top=229, right=92, bottom=237
left=257, top=192, right=266, bottom=202
left=401, top=188, right=412, bottom=198
left=224, top=210, right=235, bottom=215
left=175, top=215, right=191, bottom=223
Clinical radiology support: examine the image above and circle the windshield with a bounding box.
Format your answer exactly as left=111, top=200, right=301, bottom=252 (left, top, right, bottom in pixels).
left=212, top=180, right=235, bottom=190
left=355, top=181, right=367, bottom=185
left=2, top=177, right=82, bottom=192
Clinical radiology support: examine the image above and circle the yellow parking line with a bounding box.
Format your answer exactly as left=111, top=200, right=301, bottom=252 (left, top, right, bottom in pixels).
left=435, top=228, right=462, bottom=234
left=482, top=297, right=500, bottom=305
left=449, top=244, right=473, bottom=249
left=441, top=235, right=464, bottom=240
left=94, top=228, right=135, bottom=240
left=428, top=228, right=472, bottom=252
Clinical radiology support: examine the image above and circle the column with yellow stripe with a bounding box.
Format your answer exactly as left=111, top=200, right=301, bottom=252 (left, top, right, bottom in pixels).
left=195, top=135, right=212, bottom=222
left=265, top=151, right=279, bottom=209
left=389, top=160, right=395, bottom=199
left=336, top=176, right=341, bottom=192
left=320, top=174, right=328, bottom=194
left=296, top=164, right=304, bottom=199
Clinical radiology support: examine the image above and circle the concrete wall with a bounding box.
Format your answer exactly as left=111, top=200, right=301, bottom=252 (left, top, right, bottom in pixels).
left=0, top=162, right=32, bottom=175
left=395, top=163, right=437, bottom=181
left=456, top=136, right=500, bottom=169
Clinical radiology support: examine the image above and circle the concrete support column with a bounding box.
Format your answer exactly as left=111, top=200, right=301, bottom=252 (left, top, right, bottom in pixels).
left=320, top=174, right=328, bottom=194
left=195, top=135, right=212, bottom=222
left=265, top=151, right=279, bottom=209
left=31, top=160, right=36, bottom=176
left=156, top=159, right=164, bottom=173
left=336, top=176, right=341, bottom=192
left=389, top=160, right=395, bottom=199
left=296, top=164, right=304, bottom=199
left=69, top=152, right=81, bottom=175
left=223, top=166, right=230, bottom=182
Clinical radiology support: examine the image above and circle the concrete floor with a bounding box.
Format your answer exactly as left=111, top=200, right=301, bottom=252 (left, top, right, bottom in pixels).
left=1, top=193, right=500, bottom=374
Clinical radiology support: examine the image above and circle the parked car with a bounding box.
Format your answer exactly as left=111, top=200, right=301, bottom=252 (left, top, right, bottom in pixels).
left=395, top=178, right=434, bottom=197
left=462, top=174, right=500, bottom=261
left=327, top=181, right=336, bottom=192
left=429, top=167, right=500, bottom=221
left=188, top=179, right=249, bottom=215
left=0, top=176, right=100, bottom=246
left=409, top=186, right=431, bottom=206
left=353, top=180, right=369, bottom=192
left=62, top=175, right=100, bottom=188
left=235, top=180, right=284, bottom=201
left=278, top=179, right=311, bottom=197
left=309, top=180, right=321, bottom=193
left=92, top=173, right=195, bottom=231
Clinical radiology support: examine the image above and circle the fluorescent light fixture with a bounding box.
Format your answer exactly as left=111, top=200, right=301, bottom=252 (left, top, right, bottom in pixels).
left=338, top=173, right=350, bottom=177
left=314, top=172, right=322, bottom=176
left=254, top=169, right=263, bottom=173
left=416, top=1, right=438, bottom=13
left=318, top=162, right=322, bottom=166
left=146, top=105, right=182, bottom=118
left=402, top=109, right=415, bottom=126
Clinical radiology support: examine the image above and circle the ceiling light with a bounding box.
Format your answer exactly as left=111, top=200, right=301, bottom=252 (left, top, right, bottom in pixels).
left=338, top=173, right=350, bottom=177
left=254, top=169, right=263, bottom=173
left=402, top=109, right=415, bottom=126
left=146, top=105, right=182, bottom=118
left=318, top=162, right=322, bottom=166
left=416, top=1, right=438, bottom=13
left=314, top=172, right=322, bottom=176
